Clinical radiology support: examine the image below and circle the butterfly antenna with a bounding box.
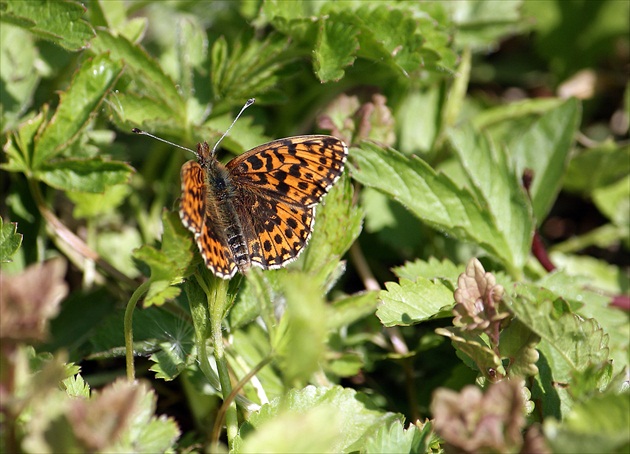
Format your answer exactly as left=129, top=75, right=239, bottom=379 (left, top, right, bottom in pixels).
left=211, top=98, right=255, bottom=155
left=131, top=128, right=197, bottom=155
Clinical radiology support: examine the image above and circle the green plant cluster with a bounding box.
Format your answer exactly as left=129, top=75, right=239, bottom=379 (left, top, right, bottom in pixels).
left=1, top=1, right=628, bottom=453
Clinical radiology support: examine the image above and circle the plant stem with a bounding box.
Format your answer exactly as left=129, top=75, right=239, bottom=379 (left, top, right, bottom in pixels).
left=124, top=280, right=151, bottom=381
left=207, top=277, right=239, bottom=450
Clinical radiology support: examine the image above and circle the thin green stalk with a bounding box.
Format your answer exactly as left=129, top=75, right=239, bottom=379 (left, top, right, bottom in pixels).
left=124, top=280, right=151, bottom=381
left=207, top=277, right=239, bottom=450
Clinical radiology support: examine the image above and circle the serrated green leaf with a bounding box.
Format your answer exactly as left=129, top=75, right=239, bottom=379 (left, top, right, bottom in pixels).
left=377, top=278, right=454, bottom=327
left=149, top=342, right=187, bottom=381
left=351, top=5, right=447, bottom=77
left=32, top=54, right=123, bottom=168
left=0, top=217, right=23, bottom=262
left=62, top=374, right=90, bottom=398
left=393, top=257, right=461, bottom=286
left=509, top=98, right=581, bottom=222
left=104, top=379, right=180, bottom=452
left=314, top=17, right=358, bottom=82
left=364, top=420, right=430, bottom=454
left=510, top=284, right=610, bottom=384
left=34, top=158, right=133, bottom=192
left=0, top=0, right=94, bottom=51
left=350, top=142, right=526, bottom=277
left=499, top=319, right=540, bottom=377
left=235, top=385, right=402, bottom=453
left=449, top=125, right=534, bottom=273
left=132, top=416, right=181, bottom=453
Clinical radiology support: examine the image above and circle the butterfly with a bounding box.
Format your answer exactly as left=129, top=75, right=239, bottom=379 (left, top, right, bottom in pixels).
left=178, top=134, right=348, bottom=279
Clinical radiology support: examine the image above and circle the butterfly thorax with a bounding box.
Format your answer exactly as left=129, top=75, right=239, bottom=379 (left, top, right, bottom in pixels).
left=197, top=142, right=251, bottom=273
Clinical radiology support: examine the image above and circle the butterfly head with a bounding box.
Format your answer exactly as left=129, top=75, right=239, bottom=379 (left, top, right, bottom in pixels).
left=196, top=142, right=213, bottom=167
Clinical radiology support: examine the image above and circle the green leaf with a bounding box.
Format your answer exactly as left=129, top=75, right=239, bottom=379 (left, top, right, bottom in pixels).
left=327, top=291, right=379, bottom=332
left=436, top=327, right=504, bottom=378
left=2, top=109, right=48, bottom=173
left=107, top=92, right=185, bottom=136
left=105, top=379, right=180, bottom=452
left=509, top=98, right=581, bottom=222
left=314, top=17, right=358, bottom=82
left=91, top=29, right=184, bottom=119
left=0, top=217, right=23, bottom=262
left=593, top=174, right=630, bottom=227
left=472, top=98, right=567, bottom=131
left=209, top=32, right=299, bottom=106
left=302, top=174, right=363, bottom=288
left=0, top=23, right=42, bottom=131
left=549, top=252, right=628, bottom=295
left=235, top=385, right=402, bottom=453
left=364, top=420, right=431, bottom=454
left=349, top=142, right=528, bottom=277
left=66, top=184, right=131, bottom=219
left=34, top=158, right=133, bottom=193
left=352, top=5, right=442, bottom=77
left=499, top=319, right=540, bottom=378
left=446, top=0, right=528, bottom=50
left=377, top=278, right=454, bottom=327
left=544, top=392, right=630, bottom=454
left=32, top=53, right=123, bottom=168
left=397, top=87, right=443, bottom=156
left=449, top=125, right=534, bottom=273
left=509, top=284, right=610, bottom=384
left=133, top=211, right=197, bottom=307
left=273, top=272, right=328, bottom=384
left=62, top=374, right=90, bottom=398
left=564, top=141, right=629, bottom=194
left=393, top=257, right=461, bottom=287
left=0, top=0, right=94, bottom=51
left=149, top=342, right=188, bottom=381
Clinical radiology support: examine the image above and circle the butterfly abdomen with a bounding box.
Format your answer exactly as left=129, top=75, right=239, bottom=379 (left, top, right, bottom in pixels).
left=206, top=162, right=251, bottom=273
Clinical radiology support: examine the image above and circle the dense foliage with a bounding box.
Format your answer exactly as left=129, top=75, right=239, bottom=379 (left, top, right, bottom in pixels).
left=1, top=1, right=628, bottom=452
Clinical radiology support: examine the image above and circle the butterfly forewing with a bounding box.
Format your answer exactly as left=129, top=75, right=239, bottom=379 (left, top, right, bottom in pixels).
left=227, top=136, right=348, bottom=206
